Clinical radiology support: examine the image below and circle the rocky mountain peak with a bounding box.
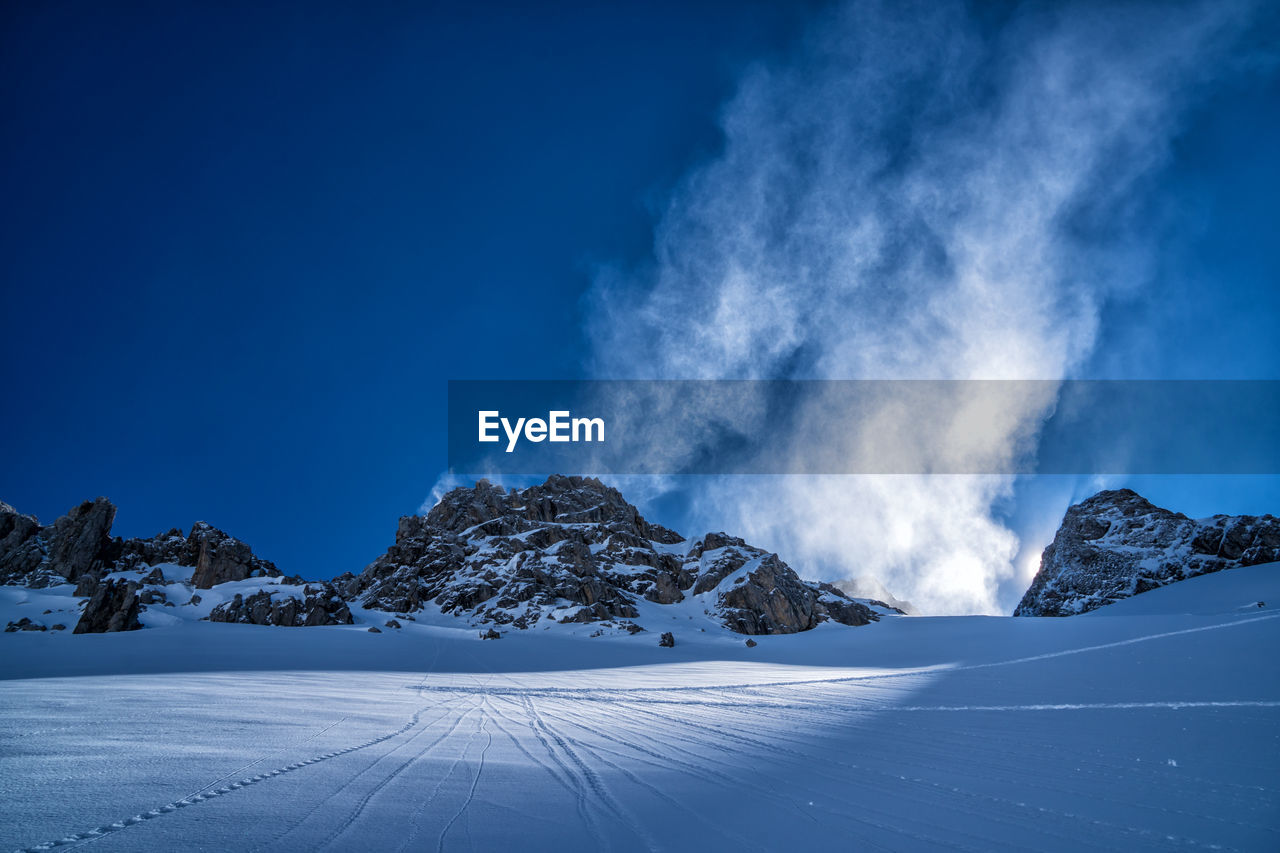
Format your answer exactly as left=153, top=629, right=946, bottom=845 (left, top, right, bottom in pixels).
left=1069, top=488, right=1182, bottom=521
left=354, top=475, right=886, bottom=634
left=422, top=475, right=681, bottom=545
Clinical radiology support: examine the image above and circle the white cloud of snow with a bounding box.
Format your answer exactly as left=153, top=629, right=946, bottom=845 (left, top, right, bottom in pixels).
left=588, top=0, right=1262, bottom=614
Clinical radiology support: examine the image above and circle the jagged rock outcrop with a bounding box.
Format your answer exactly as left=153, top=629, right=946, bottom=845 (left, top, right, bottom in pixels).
left=5, top=476, right=893, bottom=637
left=1015, top=489, right=1280, bottom=616
left=43, top=498, right=117, bottom=582
left=0, top=498, right=116, bottom=587
left=0, top=502, right=50, bottom=586
left=2, top=497, right=297, bottom=632
left=353, top=476, right=882, bottom=635
left=0, top=498, right=280, bottom=592
left=74, top=578, right=143, bottom=634
left=353, top=477, right=687, bottom=625
left=114, top=522, right=280, bottom=589
left=186, top=523, right=280, bottom=589
left=207, top=583, right=353, bottom=627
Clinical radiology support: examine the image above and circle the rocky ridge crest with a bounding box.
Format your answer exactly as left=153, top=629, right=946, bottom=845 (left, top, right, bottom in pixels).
left=0, top=498, right=345, bottom=633
left=1, top=476, right=897, bottom=636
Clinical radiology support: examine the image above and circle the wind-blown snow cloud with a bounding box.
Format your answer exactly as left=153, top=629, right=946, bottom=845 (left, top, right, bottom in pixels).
left=588, top=0, right=1262, bottom=614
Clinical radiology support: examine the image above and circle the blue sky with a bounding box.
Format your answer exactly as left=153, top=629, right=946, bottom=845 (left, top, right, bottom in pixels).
left=1, top=0, right=819, bottom=572
left=2, top=0, right=1277, bottom=610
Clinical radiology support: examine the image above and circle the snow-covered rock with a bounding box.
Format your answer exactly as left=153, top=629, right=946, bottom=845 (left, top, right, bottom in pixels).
left=0, top=498, right=281, bottom=593
left=114, top=521, right=281, bottom=589
left=0, top=497, right=297, bottom=630
left=208, top=583, right=353, bottom=627
left=353, top=475, right=881, bottom=635
left=1015, top=488, right=1280, bottom=616
left=1, top=477, right=890, bottom=636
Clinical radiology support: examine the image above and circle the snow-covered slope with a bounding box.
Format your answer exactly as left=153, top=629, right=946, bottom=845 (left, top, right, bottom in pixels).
left=3, top=485, right=1276, bottom=849
left=1015, top=489, right=1280, bottom=616
left=1, top=563, right=1277, bottom=851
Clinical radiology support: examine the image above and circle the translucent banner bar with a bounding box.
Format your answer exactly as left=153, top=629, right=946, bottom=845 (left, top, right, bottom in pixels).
left=446, top=380, right=1280, bottom=475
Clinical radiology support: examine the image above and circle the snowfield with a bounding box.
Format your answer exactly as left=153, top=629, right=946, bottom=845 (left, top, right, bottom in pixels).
left=2, top=564, right=1278, bottom=851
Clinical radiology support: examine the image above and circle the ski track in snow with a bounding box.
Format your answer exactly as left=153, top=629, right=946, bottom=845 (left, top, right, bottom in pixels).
left=434, top=702, right=491, bottom=853
left=3, top=608, right=1279, bottom=852
left=14, top=702, right=438, bottom=853
left=309, top=695, right=475, bottom=852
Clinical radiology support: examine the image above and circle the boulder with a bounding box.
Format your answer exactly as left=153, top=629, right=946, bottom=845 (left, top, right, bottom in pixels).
left=141, top=567, right=168, bottom=585
left=139, top=588, right=167, bottom=605
left=5, top=617, right=47, bottom=632
left=74, top=573, right=100, bottom=597
left=74, top=579, right=142, bottom=634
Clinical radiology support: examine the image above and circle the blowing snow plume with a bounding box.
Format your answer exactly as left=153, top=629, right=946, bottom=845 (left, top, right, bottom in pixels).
left=588, top=0, right=1263, bottom=614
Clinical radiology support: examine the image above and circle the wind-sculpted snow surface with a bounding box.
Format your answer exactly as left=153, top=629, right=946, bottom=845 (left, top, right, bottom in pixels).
left=1016, top=489, right=1280, bottom=616
left=2, top=563, right=1278, bottom=852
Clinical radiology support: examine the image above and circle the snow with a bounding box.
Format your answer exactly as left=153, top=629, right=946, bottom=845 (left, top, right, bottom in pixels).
left=2, top=565, right=1278, bottom=851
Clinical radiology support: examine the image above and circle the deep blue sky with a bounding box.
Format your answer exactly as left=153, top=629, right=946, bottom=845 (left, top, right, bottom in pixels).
left=3, top=0, right=1277, bottom=584
left=1, top=0, right=822, bottom=574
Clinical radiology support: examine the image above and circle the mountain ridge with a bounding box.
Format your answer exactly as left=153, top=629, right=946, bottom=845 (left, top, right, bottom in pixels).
left=1, top=476, right=900, bottom=637
left=1014, top=488, right=1280, bottom=616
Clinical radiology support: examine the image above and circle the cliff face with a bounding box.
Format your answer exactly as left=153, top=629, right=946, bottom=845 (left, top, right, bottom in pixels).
left=1015, top=489, right=1280, bottom=616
